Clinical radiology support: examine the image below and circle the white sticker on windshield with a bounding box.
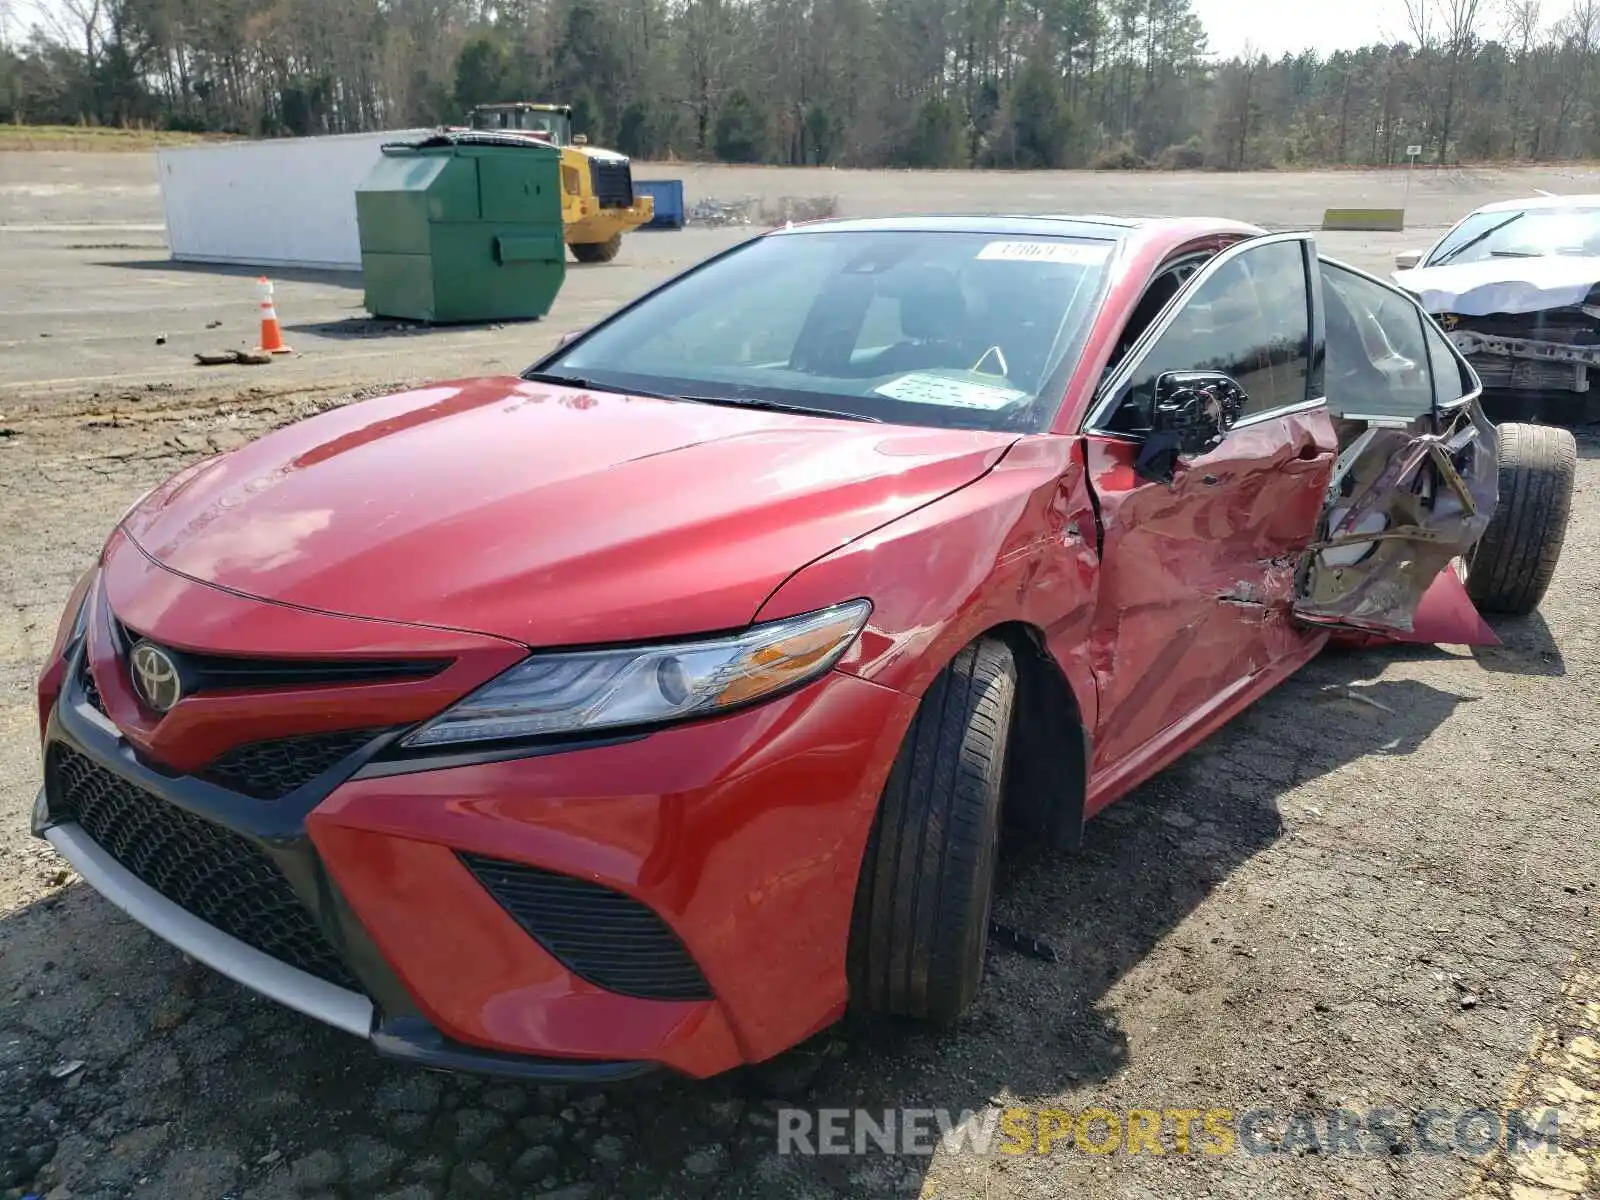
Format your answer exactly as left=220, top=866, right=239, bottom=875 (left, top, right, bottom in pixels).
left=976, top=239, right=1108, bottom=265
left=874, top=373, right=1030, bottom=410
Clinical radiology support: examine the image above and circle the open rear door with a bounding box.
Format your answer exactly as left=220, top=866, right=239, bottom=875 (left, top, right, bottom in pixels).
left=1292, top=259, right=1500, bottom=640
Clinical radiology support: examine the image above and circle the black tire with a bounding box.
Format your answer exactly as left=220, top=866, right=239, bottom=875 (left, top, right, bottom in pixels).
left=847, top=639, right=1015, bottom=1023
left=1465, top=422, right=1577, bottom=616
left=571, top=234, right=623, bottom=264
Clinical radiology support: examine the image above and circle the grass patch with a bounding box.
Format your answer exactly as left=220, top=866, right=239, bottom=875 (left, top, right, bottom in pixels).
left=0, top=125, right=232, bottom=152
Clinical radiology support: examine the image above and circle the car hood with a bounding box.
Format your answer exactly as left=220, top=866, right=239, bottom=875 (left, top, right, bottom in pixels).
left=1393, top=255, right=1600, bottom=316
left=120, top=377, right=1016, bottom=646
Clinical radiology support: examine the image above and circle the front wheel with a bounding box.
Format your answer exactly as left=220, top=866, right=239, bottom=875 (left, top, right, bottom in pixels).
left=570, top=234, right=623, bottom=264
left=847, top=639, right=1015, bottom=1023
left=1465, top=422, right=1577, bottom=615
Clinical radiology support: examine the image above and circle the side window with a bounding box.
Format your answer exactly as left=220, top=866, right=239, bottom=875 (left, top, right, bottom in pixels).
left=1322, top=262, right=1435, bottom=419
left=1422, top=318, right=1474, bottom=407
left=1106, top=239, right=1311, bottom=434
left=1104, top=253, right=1213, bottom=376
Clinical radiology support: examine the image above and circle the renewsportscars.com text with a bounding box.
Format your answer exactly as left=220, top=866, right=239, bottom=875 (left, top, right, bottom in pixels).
left=776, top=1106, right=1563, bottom=1158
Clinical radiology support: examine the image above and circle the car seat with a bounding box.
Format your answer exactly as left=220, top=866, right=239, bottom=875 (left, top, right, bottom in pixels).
left=866, top=266, right=974, bottom=376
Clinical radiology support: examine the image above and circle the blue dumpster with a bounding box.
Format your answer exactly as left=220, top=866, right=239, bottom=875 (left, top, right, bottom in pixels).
left=636, top=179, right=685, bottom=230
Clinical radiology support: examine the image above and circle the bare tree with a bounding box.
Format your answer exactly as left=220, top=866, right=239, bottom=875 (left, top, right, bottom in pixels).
left=1, top=0, right=1598, bottom=170
left=1438, top=0, right=1486, bottom=160
left=1502, top=0, right=1543, bottom=155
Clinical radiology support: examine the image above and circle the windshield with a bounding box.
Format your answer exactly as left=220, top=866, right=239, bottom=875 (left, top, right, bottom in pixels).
left=537, top=229, right=1114, bottom=432
left=474, top=109, right=570, bottom=143
left=1425, top=206, right=1600, bottom=266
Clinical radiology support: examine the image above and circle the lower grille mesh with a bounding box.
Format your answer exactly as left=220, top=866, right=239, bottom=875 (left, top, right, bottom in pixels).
left=204, top=729, right=384, bottom=800
left=50, top=747, right=360, bottom=992
left=460, top=853, right=712, bottom=1001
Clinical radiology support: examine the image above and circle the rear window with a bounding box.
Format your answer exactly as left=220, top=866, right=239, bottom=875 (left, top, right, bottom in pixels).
left=1323, top=262, right=1435, bottom=420
left=543, top=229, right=1113, bottom=431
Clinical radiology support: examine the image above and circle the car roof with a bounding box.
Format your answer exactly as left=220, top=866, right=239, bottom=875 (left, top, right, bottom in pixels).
left=779, top=209, right=1247, bottom=237
left=1466, top=193, right=1600, bottom=214
left=766, top=214, right=1265, bottom=260
left=768, top=214, right=1143, bottom=240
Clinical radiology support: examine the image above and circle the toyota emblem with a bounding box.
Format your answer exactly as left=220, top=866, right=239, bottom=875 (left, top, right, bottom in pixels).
left=129, top=641, right=184, bottom=713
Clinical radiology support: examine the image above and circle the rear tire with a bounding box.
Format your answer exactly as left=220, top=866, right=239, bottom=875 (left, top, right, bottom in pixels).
left=847, top=639, right=1015, bottom=1023
left=571, top=234, right=623, bottom=264
left=1465, top=422, right=1577, bottom=615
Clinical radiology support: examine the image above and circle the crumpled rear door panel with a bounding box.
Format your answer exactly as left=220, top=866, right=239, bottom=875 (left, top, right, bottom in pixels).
left=1293, top=402, right=1498, bottom=635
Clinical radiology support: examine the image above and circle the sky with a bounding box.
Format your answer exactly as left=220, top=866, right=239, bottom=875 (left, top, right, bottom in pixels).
left=6, top=0, right=1435, bottom=61
left=1192, top=0, right=1407, bottom=58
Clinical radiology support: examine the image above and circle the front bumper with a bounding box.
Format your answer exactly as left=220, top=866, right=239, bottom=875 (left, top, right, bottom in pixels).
left=1449, top=329, right=1598, bottom=394
left=37, top=587, right=915, bottom=1079
left=566, top=198, right=654, bottom=245
left=39, top=805, right=375, bottom=1038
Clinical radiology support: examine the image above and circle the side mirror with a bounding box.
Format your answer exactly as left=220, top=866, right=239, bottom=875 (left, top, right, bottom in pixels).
left=1134, top=371, right=1246, bottom=485
left=1395, top=249, right=1423, bottom=270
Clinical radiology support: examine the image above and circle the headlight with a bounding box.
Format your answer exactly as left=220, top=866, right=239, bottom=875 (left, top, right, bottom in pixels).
left=400, top=599, right=873, bottom=750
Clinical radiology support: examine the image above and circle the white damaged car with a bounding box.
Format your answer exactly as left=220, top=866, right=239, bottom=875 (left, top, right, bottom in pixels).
left=1394, top=195, right=1600, bottom=422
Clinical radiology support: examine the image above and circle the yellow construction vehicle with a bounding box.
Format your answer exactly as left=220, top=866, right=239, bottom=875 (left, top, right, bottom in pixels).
left=468, top=102, right=653, bottom=263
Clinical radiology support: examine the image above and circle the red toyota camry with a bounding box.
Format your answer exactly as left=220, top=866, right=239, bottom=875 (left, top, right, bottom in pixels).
left=35, top=216, right=1575, bottom=1082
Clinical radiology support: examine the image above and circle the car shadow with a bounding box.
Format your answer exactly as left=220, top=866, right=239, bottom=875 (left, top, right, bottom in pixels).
left=1474, top=610, right=1566, bottom=676
left=713, top=640, right=1486, bottom=1191
left=1318, top=617, right=1565, bottom=679
left=282, top=316, right=536, bottom=340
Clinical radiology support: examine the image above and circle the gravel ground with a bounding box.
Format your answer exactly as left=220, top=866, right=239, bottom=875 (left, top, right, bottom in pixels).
left=0, top=153, right=1597, bottom=1200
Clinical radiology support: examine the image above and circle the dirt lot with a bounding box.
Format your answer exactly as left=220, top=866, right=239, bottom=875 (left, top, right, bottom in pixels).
left=0, top=152, right=1597, bottom=1200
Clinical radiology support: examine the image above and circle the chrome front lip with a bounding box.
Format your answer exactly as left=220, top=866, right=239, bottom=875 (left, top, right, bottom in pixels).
left=40, top=799, right=376, bottom=1039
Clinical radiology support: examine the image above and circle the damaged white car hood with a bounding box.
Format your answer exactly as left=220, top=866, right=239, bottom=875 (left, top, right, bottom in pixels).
left=1393, top=256, right=1600, bottom=316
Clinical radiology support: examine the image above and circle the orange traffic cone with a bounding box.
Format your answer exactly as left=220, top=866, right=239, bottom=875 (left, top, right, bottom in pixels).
left=255, top=277, right=293, bottom=354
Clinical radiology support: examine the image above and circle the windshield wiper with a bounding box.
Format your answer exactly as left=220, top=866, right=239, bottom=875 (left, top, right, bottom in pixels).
left=524, top=371, right=877, bottom=422
left=675, top=394, right=881, bottom=423
left=520, top=371, right=684, bottom=402
left=1435, top=212, right=1524, bottom=265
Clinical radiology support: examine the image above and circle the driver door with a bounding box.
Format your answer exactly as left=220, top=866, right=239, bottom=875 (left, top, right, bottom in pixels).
left=1079, top=234, right=1337, bottom=780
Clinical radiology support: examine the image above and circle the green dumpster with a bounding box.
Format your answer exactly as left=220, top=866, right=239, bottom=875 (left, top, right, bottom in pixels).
left=356, top=132, right=566, bottom=323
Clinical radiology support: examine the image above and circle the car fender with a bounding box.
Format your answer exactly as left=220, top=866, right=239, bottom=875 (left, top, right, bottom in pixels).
left=753, top=434, right=1101, bottom=732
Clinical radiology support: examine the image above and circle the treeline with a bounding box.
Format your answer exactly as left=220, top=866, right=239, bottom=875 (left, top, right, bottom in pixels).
left=2, top=0, right=1598, bottom=169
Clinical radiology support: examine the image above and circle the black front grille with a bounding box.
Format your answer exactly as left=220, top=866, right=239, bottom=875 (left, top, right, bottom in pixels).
left=50, top=747, right=359, bottom=991
left=588, top=158, right=635, bottom=209
left=460, top=854, right=711, bottom=1001
left=205, top=729, right=385, bottom=800
left=113, top=622, right=448, bottom=696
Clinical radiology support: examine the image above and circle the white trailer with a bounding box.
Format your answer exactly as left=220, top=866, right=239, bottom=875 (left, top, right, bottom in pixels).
left=156, top=129, right=431, bottom=271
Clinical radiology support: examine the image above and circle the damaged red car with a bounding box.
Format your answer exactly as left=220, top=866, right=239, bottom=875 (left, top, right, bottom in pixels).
left=35, top=216, right=1577, bottom=1081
